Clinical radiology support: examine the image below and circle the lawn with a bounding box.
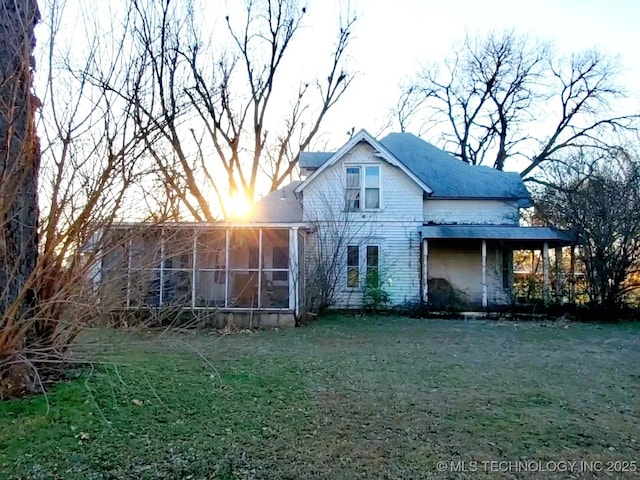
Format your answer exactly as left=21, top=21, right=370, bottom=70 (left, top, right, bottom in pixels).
left=1, top=315, right=639, bottom=479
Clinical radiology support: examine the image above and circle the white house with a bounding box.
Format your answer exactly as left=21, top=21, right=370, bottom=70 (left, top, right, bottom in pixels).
left=94, top=130, right=574, bottom=326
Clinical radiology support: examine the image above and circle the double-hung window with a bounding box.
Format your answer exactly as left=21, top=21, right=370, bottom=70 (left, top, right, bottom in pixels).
left=345, top=165, right=380, bottom=210
left=347, top=244, right=380, bottom=288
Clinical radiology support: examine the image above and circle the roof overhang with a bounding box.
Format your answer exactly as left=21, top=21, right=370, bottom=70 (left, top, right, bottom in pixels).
left=420, top=225, right=577, bottom=248
left=294, top=129, right=434, bottom=195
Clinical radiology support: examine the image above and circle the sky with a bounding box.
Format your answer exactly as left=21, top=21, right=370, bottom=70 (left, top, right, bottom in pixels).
left=34, top=0, right=640, bottom=213
left=295, top=0, right=640, bottom=148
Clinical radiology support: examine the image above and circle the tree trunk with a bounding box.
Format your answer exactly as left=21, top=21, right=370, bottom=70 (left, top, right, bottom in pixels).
left=0, top=0, right=40, bottom=322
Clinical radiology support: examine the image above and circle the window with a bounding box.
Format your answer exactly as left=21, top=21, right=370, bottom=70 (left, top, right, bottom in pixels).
left=364, top=166, right=380, bottom=209
left=347, top=245, right=359, bottom=287
left=345, top=167, right=360, bottom=210
left=345, top=165, right=380, bottom=210
left=347, top=245, right=380, bottom=288
left=366, top=245, right=379, bottom=287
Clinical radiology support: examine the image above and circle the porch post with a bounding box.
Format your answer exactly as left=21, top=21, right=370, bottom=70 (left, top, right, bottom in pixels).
left=289, top=227, right=299, bottom=313
left=224, top=228, right=230, bottom=308
left=569, top=245, right=576, bottom=304
left=421, top=238, right=429, bottom=303
left=191, top=228, right=197, bottom=309
left=481, top=240, right=488, bottom=308
left=257, top=229, right=263, bottom=309
left=159, top=228, right=165, bottom=307
left=126, top=238, right=132, bottom=309
left=542, top=241, right=550, bottom=306
left=555, top=246, right=563, bottom=305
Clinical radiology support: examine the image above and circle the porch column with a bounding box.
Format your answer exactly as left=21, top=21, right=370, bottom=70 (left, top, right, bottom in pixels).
left=289, top=227, right=299, bottom=313
left=555, top=246, right=563, bottom=305
left=159, top=228, right=165, bottom=307
left=421, top=238, right=429, bottom=303
left=481, top=240, right=488, bottom=308
left=191, top=228, right=197, bottom=309
left=126, top=238, right=132, bottom=309
left=257, top=229, right=263, bottom=309
left=224, top=228, right=230, bottom=308
left=542, top=241, right=551, bottom=306
left=569, top=245, right=576, bottom=304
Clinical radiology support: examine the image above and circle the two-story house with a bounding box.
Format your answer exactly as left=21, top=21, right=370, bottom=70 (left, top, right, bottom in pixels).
left=94, top=130, right=574, bottom=327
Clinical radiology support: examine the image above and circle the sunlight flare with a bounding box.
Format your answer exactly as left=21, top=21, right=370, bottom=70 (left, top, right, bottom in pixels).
left=226, top=192, right=253, bottom=219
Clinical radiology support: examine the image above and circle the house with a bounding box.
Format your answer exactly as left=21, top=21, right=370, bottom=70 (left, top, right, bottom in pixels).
left=93, top=130, right=575, bottom=326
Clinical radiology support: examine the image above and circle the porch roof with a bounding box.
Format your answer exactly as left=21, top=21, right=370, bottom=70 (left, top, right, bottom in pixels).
left=420, top=225, right=576, bottom=247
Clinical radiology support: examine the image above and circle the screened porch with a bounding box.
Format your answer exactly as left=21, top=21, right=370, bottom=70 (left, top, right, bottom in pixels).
left=98, top=225, right=304, bottom=314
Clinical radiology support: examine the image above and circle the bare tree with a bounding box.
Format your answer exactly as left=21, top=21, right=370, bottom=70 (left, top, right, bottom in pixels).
left=396, top=30, right=638, bottom=175
left=1, top=0, right=173, bottom=398
left=0, top=0, right=40, bottom=393
left=535, top=148, right=640, bottom=308
left=84, top=0, right=356, bottom=220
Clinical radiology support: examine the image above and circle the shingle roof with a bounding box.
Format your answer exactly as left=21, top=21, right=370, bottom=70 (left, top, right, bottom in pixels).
left=379, top=132, right=531, bottom=204
left=420, top=225, right=576, bottom=246
left=299, top=152, right=333, bottom=169
left=247, top=181, right=303, bottom=223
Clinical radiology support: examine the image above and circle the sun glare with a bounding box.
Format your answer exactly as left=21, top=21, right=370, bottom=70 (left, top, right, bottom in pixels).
left=226, top=192, right=253, bottom=219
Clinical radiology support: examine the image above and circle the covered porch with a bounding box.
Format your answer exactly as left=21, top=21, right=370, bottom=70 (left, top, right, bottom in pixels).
left=420, top=225, right=577, bottom=308
left=98, top=224, right=306, bottom=318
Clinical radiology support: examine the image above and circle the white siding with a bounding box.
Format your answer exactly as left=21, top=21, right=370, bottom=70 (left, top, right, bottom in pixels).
left=424, top=199, right=519, bottom=225
left=303, top=143, right=424, bottom=223
left=327, top=223, right=422, bottom=308
left=302, top=142, right=423, bottom=308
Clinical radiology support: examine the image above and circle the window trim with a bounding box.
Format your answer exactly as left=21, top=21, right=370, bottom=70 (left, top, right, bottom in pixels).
left=364, top=165, right=381, bottom=210
left=345, top=166, right=361, bottom=211
left=344, top=164, right=382, bottom=211
left=346, top=244, right=360, bottom=288
left=346, top=244, right=381, bottom=290
left=365, top=244, right=380, bottom=288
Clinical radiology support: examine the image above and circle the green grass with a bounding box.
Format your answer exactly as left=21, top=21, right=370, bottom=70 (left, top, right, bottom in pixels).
left=1, top=316, right=639, bottom=479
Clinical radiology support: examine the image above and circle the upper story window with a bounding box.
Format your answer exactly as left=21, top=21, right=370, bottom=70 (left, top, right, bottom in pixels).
left=364, top=166, right=380, bottom=209
left=346, top=167, right=361, bottom=210
left=345, top=165, right=380, bottom=211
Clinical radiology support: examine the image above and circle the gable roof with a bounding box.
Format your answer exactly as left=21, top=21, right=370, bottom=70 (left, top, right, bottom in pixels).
left=380, top=133, right=531, bottom=203
left=295, top=130, right=532, bottom=205
left=295, top=129, right=433, bottom=194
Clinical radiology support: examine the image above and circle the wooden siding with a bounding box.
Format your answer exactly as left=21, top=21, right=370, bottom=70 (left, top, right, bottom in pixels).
left=302, top=142, right=423, bottom=308
left=325, top=222, right=422, bottom=308
left=424, top=199, right=520, bottom=225
left=302, top=143, right=424, bottom=223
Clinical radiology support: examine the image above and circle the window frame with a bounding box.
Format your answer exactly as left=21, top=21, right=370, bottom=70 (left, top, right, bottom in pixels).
left=346, top=245, right=360, bottom=288
left=365, top=245, right=380, bottom=288
left=344, top=164, right=382, bottom=211
left=346, top=244, right=381, bottom=290
left=364, top=165, right=381, bottom=210
left=345, top=166, right=361, bottom=211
